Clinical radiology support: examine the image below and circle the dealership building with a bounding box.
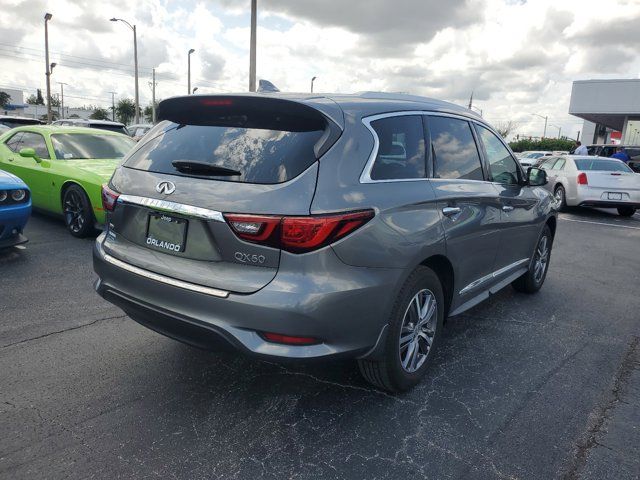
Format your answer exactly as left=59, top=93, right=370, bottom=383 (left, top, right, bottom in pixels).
left=569, top=79, right=640, bottom=145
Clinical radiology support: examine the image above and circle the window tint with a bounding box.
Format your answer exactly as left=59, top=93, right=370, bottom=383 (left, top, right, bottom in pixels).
left=124, top=121, right=324, bottom=184
left=369, top=115, right=426, bottom=180
left=477, top=125, right=519, bottom=185
left=574, top=159, right=632, bottom=172
left=5, top=132, right=24, bottom=152
left=552, top=158, right=566, bottom=170
left=429, top=116, right=483, bottom=181
left=20, top=132, right=50, bottom=159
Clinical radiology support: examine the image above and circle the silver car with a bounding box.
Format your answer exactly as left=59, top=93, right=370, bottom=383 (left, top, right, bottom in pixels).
left=93, top=92, right=557, bottom=392
left=540, top=155, right=639, bottom=216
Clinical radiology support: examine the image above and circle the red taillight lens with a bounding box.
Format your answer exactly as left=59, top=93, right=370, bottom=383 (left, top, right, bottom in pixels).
left=224, top=209, right=374, bottom=253
left=577, top=172, right=588, bottom=185
left=101, top=184, right=120, bottom=212
left=261, top=332, right=320, bottom=345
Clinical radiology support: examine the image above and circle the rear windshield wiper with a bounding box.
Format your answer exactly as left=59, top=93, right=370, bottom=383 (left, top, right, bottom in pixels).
left=171, top=160, right=241, bottom=176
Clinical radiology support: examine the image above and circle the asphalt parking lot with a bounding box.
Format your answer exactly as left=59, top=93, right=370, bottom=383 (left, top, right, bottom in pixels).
left=1, top=209, right=639, bottom=480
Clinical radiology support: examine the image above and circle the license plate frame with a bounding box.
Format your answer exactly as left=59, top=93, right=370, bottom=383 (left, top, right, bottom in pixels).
left=145, top=213, right=188, bottom=253
left=607, top=192, right=623, bottom=201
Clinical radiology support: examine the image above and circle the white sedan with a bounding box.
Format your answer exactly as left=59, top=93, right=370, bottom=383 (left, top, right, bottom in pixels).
left=539, top=155, right=639, bottom=216
left=518, top=151, right=553, bottom=167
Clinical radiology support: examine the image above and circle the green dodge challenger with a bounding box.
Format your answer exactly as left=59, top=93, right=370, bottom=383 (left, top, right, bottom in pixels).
left=0, top=125, right=135, bottom=237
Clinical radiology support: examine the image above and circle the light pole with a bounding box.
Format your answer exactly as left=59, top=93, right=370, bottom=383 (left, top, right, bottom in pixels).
left=44, top=13, right=53, bottom=123
left=310, top=76, right=317, bottom=93
left=531, top=112, right=548, bottom=138
left=188, top=49, right=195, bottom=94
left=549, top=124, right=561, bottom=139
left=110, top=18, right=139, bottom=124
left=249, top=0, right=257, bottom=92
left=192, top=87, right=198, bottom=94
left=108, top=91, right=116, bottom=121
left=58, top=82, right=68, bottom=119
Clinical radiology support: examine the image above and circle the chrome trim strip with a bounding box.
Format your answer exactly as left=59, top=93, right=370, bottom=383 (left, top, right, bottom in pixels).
left=98, top=243, right=229, bottom=298
left=459, top=258, right=529, bottom=295
left=117, top=194, right=225, bottom=222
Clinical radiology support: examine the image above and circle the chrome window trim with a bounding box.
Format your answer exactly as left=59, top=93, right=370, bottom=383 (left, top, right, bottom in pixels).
left=459, top=258, right=529, bottom=295
left=117, top=194, right=225, bottom=222
left=97, top=242, right=230, bottom=298
left=359, top=110, right=493, bottom=184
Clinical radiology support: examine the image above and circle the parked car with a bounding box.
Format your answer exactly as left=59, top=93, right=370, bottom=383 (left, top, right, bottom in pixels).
left=0, top=115, right=44, bottom=129
left=587, top=144, right=640, bottom=173
left=0, top=125, right=135, bottom=236
left=93, top=93, right=557, bottom=392
left=539, top=155, right=639, bottom=216
left=518, top=151, right=553, bottom=167
left=0, top=124, right=10, bottom=135
left=52, top=119, right=130, bottom=136
left=127, top=123, right=154, bottom=142
left=0, top=169, right=31, bottom=248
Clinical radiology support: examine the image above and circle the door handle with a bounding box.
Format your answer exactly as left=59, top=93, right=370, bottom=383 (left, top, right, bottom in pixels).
left=502, top=205, right=515, bottom=212
left=442, top=206, right=462, bottom=217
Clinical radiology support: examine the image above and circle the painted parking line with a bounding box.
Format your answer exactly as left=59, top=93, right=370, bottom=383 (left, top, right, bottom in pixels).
left=559, top=216, right=640, bottom=230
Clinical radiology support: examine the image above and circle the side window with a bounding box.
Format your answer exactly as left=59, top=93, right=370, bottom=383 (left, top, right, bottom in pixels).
left=476, top=125, right=520, bottom=185
left=429, top=116, right=484, bottom=181
left=20, top=132, right=50, bottom=159
left=369, top=115, right=426, bottom=180
left=540, top=157, right=557, bottom=169
left=553, top=158, right=566, bottom=170
left=5, top=132, right=24, bottom=152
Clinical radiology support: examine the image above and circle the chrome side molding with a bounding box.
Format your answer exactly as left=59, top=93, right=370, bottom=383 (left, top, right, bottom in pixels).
left=459, top=258, right=529, bottom=295
left=118, top=194, right=225, bottom=222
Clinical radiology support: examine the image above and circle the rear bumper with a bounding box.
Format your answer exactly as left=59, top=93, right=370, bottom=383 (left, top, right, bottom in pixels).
left=577, top=200, right=640, bottom=209
left=93, top=234, right=401, bottom=360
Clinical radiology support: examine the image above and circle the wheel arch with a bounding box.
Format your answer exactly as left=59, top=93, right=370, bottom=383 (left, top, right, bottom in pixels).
left=546, top=215, right=557, bottom=239
left=420, top=254, right=454, bottom=317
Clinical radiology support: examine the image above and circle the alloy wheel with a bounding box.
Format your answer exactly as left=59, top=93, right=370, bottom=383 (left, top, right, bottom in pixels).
left=533, top=235, right=549, bottom=283
left=399, top=289, right=437, bottom=373
left=64, top=190, right=85, bottom=233
left=554, top=188, right=564, bottom=205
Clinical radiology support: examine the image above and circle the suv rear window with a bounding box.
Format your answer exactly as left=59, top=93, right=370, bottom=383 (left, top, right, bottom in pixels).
left=124, top=121, right=324, bottom=184
left=574, top=159, right=632, bottom=172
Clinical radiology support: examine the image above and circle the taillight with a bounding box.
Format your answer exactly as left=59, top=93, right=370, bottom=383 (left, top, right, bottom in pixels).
left=261, top=332, right=320, bottom=345
left=224, top=209, right=374, bottom=253
left=101, top=184, right=120, bottom=212
left=577, top=172, right=588, bottom=185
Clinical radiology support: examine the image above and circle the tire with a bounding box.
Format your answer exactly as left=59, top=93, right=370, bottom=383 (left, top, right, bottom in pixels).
left=617, top=207, right=636, bottom=217
left=358, top=266, right=444, bottom=392
left=512, top=225, right=552, bottom=294
left=62, top=184, right=96, bottom=238
left=554, top=185, right=567, bottom=212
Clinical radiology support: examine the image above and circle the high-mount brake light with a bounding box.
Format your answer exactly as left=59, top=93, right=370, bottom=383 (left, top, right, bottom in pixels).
left=577, top=172, right=588, bottom=185
left=200, top=99, right=233, bottom=107
left=224, top=210, right=375, bottom=253
left=101, top=184, right=120, bottom=212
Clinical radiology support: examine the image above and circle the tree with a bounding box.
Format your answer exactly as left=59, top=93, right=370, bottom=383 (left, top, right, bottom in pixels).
left=0, top=91, right=10, bottom=109
left=90, top=107, right=110, bottom=120
left=49, top=96, right=61, bottom=108
left=26, top=94, right=44, bottom=105
left=68, top=114, right=80, bottom=119
left=115, top=98, right=138, bottom=125
left=495, top=120, right=517, bottom=139
left=143, top=102, right=159, bottom=123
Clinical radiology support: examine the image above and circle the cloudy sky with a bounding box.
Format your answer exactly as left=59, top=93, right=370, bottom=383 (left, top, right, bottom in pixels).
left=1, top=0, right=639, bottom=138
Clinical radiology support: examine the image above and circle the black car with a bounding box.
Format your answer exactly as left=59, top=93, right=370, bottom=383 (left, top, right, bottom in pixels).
left=587, top=144, right=640, bottom=172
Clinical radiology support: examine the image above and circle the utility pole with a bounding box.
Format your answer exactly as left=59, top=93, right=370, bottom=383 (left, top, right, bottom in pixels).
left=110, top=18, right=139, bottom=124
left=188, top=49, right=195, bottom=94
left=108, top=91, right=116, bottom=121
left=151, top=68, right=156, bottom=123
left=58, top=82, right=68, bottom=119
left=44, top=13, right=53, bottom=123
left=249, top=0, right=257, bottom=92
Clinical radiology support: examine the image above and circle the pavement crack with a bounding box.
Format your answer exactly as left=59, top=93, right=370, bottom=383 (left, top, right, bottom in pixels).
left=561, top=335, right=640, bottom=480
left=0, top=314, right=127, bottom=349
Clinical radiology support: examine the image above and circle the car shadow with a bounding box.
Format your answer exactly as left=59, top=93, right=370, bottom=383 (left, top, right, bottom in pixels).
left=561, top=206, right=639, bottom=223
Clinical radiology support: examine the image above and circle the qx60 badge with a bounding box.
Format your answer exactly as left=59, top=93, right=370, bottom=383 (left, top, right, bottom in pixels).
left=156, top=181, right=176, bottom=195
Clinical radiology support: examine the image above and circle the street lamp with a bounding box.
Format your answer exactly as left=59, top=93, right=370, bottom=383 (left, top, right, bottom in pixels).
left=188, top=49, right=195, bottom=94
left=311, top=76, right=317, bottom=93
left=192, top=87, right=198, bottom=94
left=549, top=123, right=562, bottom=139
left=44, top=13, right=53, bottom=123
left=57, top=82, right=68, bottom=119
left=530, top=112, right=548, bottom=138
left=249, top=0, right=257, bottom=92
left=110, top=18, right=139, bottom=124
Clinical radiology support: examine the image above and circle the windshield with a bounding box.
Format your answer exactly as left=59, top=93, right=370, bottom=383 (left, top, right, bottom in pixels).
left=51, top=133, right=135, bottom=159
left=574, top=158, right=632, bottom=172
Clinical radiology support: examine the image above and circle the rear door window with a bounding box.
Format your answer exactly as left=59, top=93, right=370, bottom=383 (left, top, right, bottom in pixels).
left=125, top=121, right=325, bottom=184
left=369, top=115, right=426, bottom=180
left=428, top=116, right=484, bottom=181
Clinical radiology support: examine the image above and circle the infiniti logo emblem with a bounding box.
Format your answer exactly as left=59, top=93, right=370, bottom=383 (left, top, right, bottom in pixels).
left=156, top=181, right=176, bottom=195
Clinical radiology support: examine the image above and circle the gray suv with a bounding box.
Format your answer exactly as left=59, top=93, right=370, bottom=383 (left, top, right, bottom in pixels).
left=93, top=92, right=556, bottom=392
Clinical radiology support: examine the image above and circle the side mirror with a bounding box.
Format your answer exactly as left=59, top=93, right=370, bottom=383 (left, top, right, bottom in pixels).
left=527, top=167, right=547, bottom=186
left=19, top=147, right=41, bottom=163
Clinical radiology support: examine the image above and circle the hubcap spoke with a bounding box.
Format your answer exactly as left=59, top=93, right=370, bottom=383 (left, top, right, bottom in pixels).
left=399, top=288, right=438, bottom=373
